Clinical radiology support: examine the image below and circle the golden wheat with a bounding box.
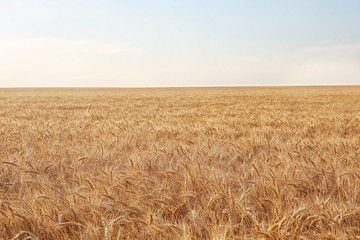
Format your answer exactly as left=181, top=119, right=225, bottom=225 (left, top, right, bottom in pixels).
left=0, top=86, right=360, bottom=239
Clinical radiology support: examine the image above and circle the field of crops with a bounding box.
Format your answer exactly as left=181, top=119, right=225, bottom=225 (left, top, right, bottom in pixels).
left=1, top=87, right=360, bottom=239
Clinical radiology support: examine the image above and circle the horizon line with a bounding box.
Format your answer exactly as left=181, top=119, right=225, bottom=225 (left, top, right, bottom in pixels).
left=1, top=84, right=360, bottom=89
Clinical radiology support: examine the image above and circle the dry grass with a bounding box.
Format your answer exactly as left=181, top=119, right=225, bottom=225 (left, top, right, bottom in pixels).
left=0, top=86, right=360, bottom=239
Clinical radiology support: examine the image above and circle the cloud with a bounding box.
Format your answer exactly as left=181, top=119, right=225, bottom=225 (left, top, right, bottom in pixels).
left=0, top=38, right=145, bottom=87
left=294, top=43, right=360, bottom=58
left=286, top=42, right=360, bottom=85
left=233, top=42, right=360, bottom=86
left=0, top=38, right=359, bottom=87
left=0, top=38, right=144, bottom=58
left=237, top=55, right=264, bottom=63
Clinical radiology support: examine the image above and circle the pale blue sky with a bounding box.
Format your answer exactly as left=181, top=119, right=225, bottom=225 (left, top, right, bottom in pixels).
left=0, top=1, right=359, bottom=87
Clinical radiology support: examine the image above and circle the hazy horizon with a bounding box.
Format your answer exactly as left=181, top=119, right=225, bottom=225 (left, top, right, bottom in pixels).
left=1, top=1, right=360, bottom=87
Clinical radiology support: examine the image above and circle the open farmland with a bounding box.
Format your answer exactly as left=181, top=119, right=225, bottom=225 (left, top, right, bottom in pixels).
left=1, top=86, right=360, bottom=239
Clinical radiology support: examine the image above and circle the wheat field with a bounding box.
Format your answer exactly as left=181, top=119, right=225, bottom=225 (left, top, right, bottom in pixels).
left=1, top=86, right=360, bottom=239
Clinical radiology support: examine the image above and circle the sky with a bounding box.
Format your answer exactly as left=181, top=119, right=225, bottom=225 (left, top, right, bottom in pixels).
left=0, top=0, right=360, bottom=87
